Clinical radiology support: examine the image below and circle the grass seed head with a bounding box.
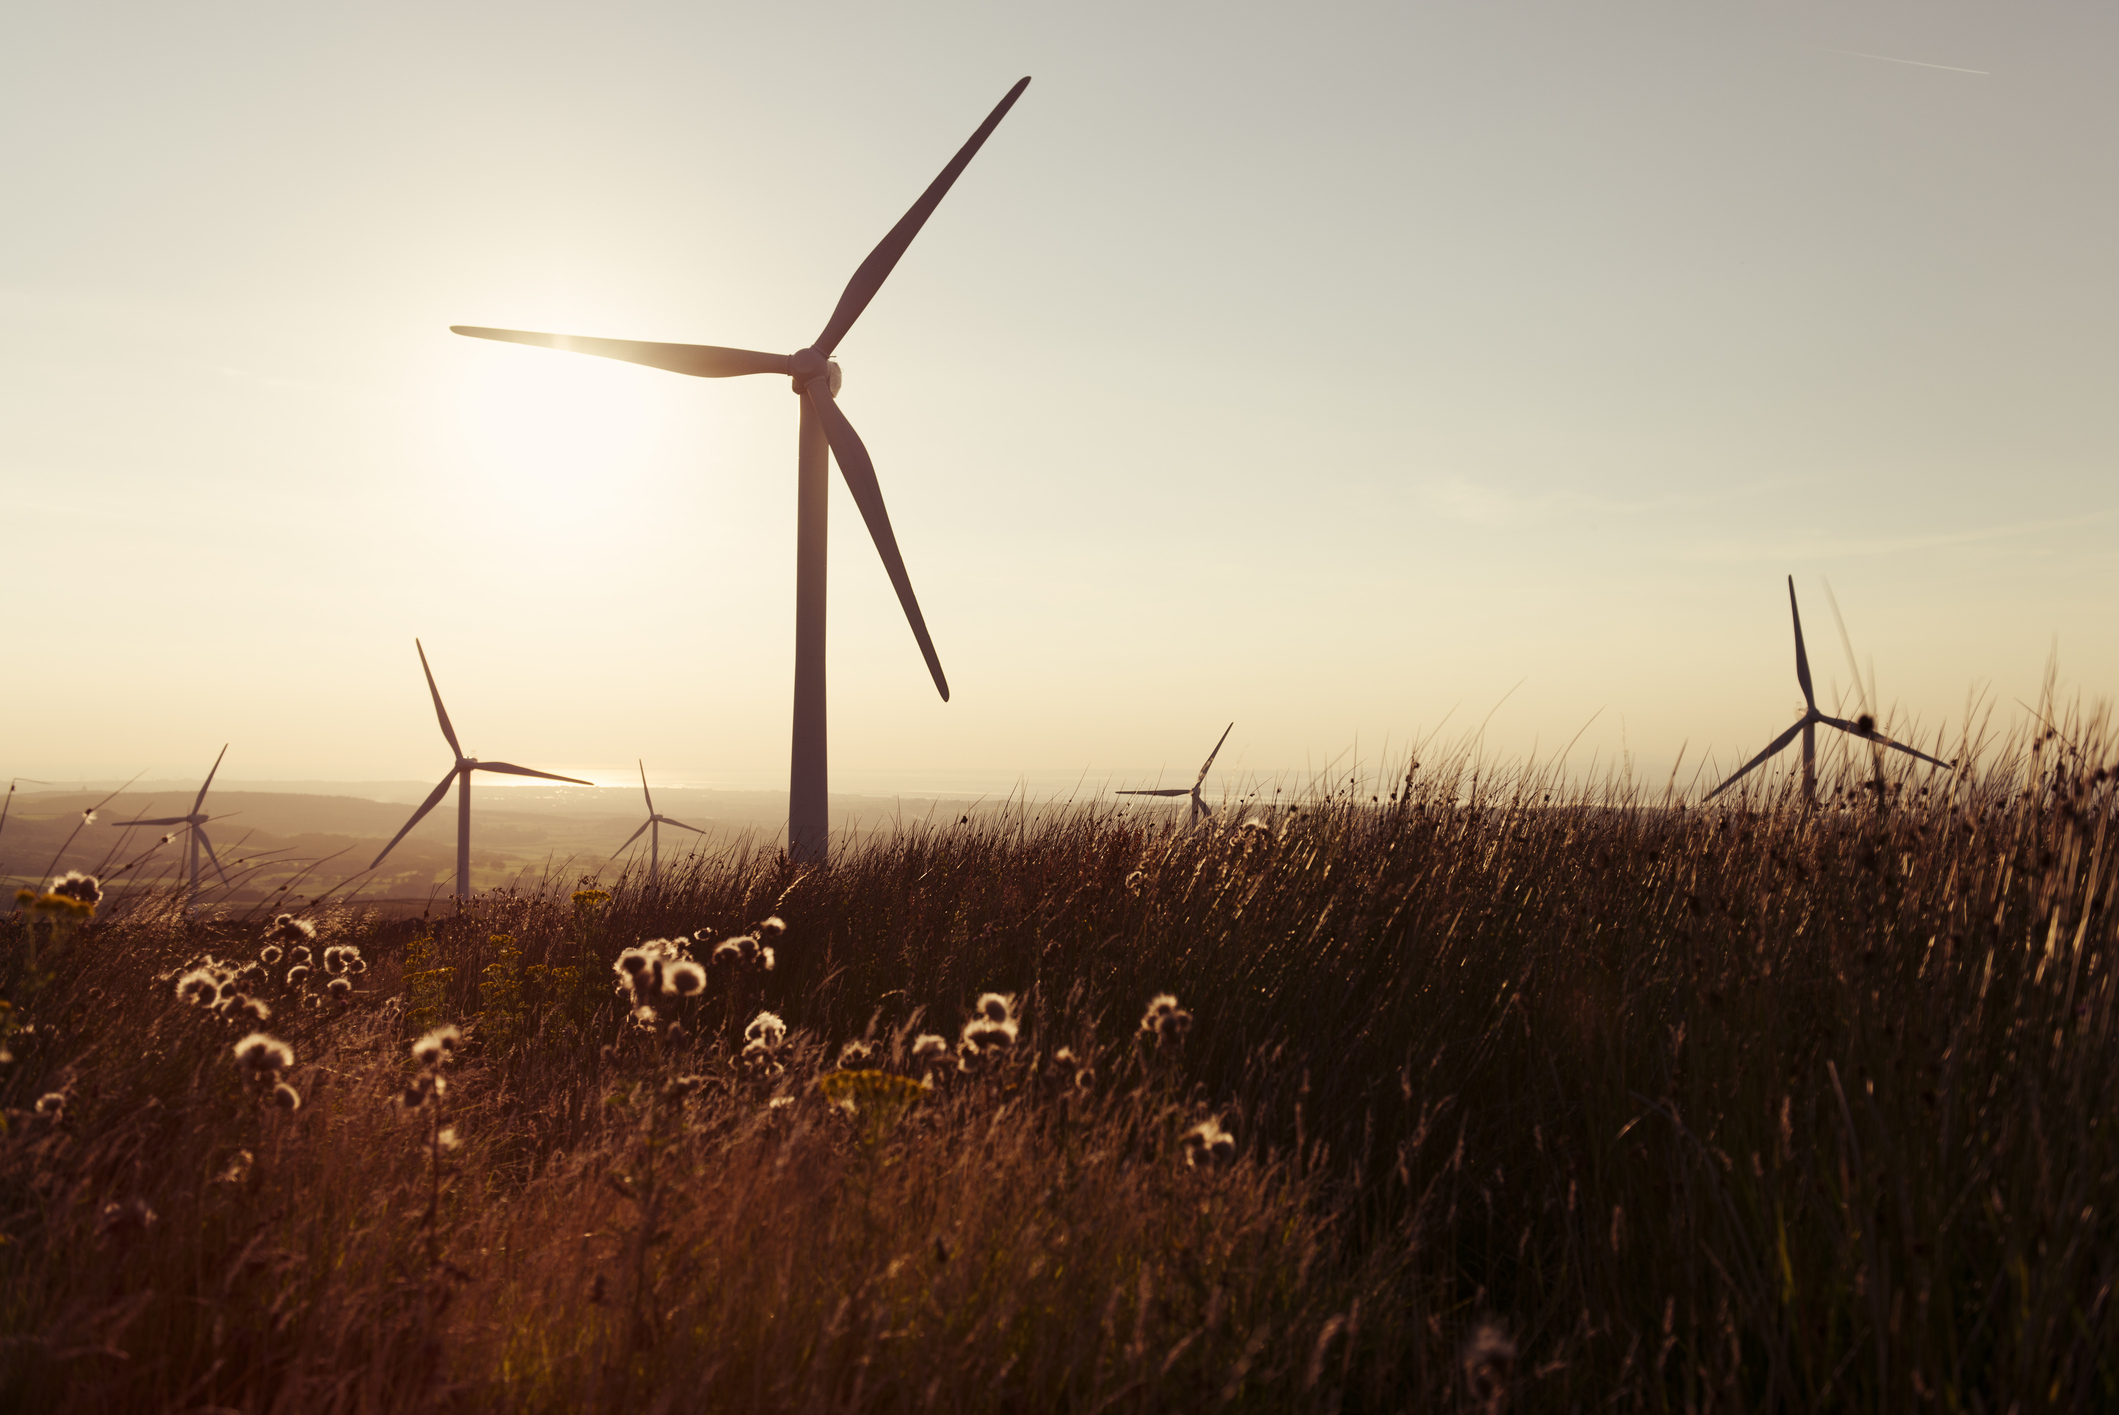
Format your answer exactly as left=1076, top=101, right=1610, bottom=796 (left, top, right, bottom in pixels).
left=1462, top=1320, right=1517, bottom=1414
left=1140, top=993, right=1193, bottom=1044
left=49, top=871, right=103, bottom=907
left=412, top=1025, right=461, bottom=1066
left=663, top=959, right=706, bottom=997
left=233, top=1032, right=295, bottom=1080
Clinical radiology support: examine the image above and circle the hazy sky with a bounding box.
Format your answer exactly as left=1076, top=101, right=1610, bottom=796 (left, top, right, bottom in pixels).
left=6, top=1, right=2114, bottom=797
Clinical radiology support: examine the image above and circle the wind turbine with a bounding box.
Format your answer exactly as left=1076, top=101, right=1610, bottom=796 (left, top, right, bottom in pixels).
left=449, top=77, right=1032, bottom=863
left=616, top=760, right=707, bottom=885
left=1116, top=723, right=1234, bottom=827
left=371, top=641, right=591, bottom=898
left=1706, top=577, right=1953, bottom=805
left=122, top=746, right=233, bottom=897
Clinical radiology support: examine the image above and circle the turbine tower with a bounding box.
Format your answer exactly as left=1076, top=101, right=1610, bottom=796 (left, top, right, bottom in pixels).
left=1706, top=577, right=1953, bottom=805
left=372, top=641, right=591, bottom=898
left=1116, top=723, right=1234, bottom=828
left=449, top=77, right=1032, bottom=863
left=616, top=760, right=707, bottom=885
left=124, top=745, right=233, bottom=898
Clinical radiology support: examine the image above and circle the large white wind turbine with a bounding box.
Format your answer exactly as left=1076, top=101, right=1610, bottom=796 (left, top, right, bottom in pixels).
left=450, top=78, right=1033, bottom=864
left=371, top=641, right=591, bottom=898
left=1706, top=577, right=1953, bottom=804
left=1116, top=724, right=1234, bottom=828
left=123, top=746, right=233, bottom=897
left=616, top=760, right=707, bottom=885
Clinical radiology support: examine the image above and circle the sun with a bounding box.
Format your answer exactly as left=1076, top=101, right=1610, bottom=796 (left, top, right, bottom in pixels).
left=455, top=344, right=667, bottom=500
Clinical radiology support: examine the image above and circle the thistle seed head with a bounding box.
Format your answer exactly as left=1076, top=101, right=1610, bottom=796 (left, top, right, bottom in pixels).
left=232, top=1032, right=295, bottom=1079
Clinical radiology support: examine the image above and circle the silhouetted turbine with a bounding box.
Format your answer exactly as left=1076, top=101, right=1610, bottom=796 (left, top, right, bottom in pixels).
left=1706, top=577, right=1953, bottom=805
left=616, top=760, right=706, bottom=886
left=1116, top=723, right=1234, bottom=828
left=372, top=641, right=591, bottom=898
left=123, top=746, right=233, bottom=897
left=450, top=77, right=1032, bottom=863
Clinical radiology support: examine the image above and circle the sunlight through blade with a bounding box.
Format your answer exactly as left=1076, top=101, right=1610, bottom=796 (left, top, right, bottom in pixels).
left=639, top=760, right=655, bottom=815
left=1819, top=717, right=1954, bottom=771
left=450, top=328, right=790, bottom=379
left=1195, top=723, right=1234, bottom=787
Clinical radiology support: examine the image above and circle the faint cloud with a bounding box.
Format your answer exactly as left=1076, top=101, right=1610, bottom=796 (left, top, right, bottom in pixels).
left=1685, top=510, right=2114, bottom=564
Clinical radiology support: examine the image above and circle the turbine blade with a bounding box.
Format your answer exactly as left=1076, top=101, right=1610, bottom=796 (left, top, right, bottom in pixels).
left=807, top=384, right=949, bottom=700
left=196, top=828, right=233, bottom=887
left=659, top=816, right=709, bottom=835
left=372, top=770, right=457, bottom=869
left=415, top=640, right=463, bottom=758
left=450, top=327, right=791, bottom=379
left=812, top=77, right=1032, bottom=356
left=473, top=762, right=595, bottom=785
left=1195, top=722, right=1234, bottom=787
left=1195, top=794, right=1214, bottom=817
left=1819, top=717, right=1955, bottom=771
left=1115, top=788, right=1192, bottom=798
left=123, top=816, right=192, bottom=827
left=192, top=743, right=228, bottom=815
left=639, top=759, right=655, bottom=815
left=616, top=819, right=652, bottom=852
left=1787, top=576, right=1816, bottom=712
left=1704, top=719, right=1809, bottom=801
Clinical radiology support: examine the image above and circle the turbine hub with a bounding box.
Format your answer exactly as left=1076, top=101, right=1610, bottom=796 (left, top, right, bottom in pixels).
left=788, top=348, right=842, bottom=395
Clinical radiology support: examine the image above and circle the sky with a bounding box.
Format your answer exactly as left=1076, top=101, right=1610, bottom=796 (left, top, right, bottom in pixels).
left=5, top=0, right=2115, bottom=801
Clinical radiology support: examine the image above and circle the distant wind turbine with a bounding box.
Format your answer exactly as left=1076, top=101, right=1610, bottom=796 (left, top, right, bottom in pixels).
left=616, top=760, right=707, bottom=885
left=450, top=77, right=1033, bottom=864
left=1706, top=577, right=1953, bottom=804
left=122, top=746, right=233, bottom=897
left=371, top=641, right=591, bottom=898
left=1116, top=723, right=1234, bottom=827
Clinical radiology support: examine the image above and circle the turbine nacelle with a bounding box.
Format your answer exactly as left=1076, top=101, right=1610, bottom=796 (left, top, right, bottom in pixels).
left=788, top=348, right=842, bottom=395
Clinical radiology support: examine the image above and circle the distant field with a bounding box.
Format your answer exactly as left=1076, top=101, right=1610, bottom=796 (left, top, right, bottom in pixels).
left=3, top=728, right=2115, bottom=1411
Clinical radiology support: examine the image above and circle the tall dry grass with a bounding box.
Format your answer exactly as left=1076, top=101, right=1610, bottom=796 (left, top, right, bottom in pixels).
left=3, top=711, right=2117, bottom=1411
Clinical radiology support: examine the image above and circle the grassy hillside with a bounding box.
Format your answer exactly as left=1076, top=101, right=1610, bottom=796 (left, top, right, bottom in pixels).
left=3, top=725, right=2115, bottom=1411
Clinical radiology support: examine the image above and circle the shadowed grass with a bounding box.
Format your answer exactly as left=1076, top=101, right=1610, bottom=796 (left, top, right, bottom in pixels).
left=4, top=707, right=2117, bottom=1410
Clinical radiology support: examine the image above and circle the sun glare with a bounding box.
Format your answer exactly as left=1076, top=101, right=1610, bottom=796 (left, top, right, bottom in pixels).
left=456, top=347, right=667, bottom=504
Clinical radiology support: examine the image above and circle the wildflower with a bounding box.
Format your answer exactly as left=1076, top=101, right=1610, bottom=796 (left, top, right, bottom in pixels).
left=571, top=887, right=610, bottom=909
left=175, top=969, right=220, bottom=1006
left=767, top=1095, right=796, bottom=1112
left=436, top=1127, right=461, bottom=1152
left=161, top=833, right=176, bottom=845
left=81, top=809, right=97, bottom=826
left=1180, top=1118, right=1236, bottom=1169
left=758, top=915, right=786, bottom=935
left=411, top=1025, right=461, bottom=1066
left=290, top=945, right=313, bottom=965
left=663, top=959, right=707, bottom=997
left=664, top=1074, right=707, bottom=1100
left=322, top=945, right=347, bottom=974
left=271, top=1082, right=302, bottom=1111
left=1140, top=993, right=1192, bottom=1045
left=34, top=1091, right=67, bottom=1118
left=400, top=1073, right=445, bottom=1109
left=975, top=992, right=1015, bottom=1025
left=1461, top=1320, right=1516, bottom=1415
left=1052, top=1046, right=1095, bottom=1091
left=838, top=1038, right=875, bottom=1069
left=98, top=1199, right=157, bottom=1239
left=286, top=965, right=311, bottom=987
left=910, top=1033, right=951, bottom=1065
left=745, top=1012, right=787, bottom=1048
left=233, top=995, right=271, bottom=1024
left=233, top=1032, right=295, bottom=1079
left=630, top=1004, right=660, bottom=1030
left=48, top=871, right=102, bottom=907
left=327, top=976, right=352, bottom=997
left=265, top=914, right=317, bottom=945
left=216, top=1150, right=254, bottom=1185
left=260, top=944, right=283, bottom=966
left=960, top=1015, right=1018, bottom=1060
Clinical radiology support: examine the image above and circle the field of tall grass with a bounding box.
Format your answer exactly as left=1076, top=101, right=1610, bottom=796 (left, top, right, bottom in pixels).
left=4, top=714, right=2116, bottom=1412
